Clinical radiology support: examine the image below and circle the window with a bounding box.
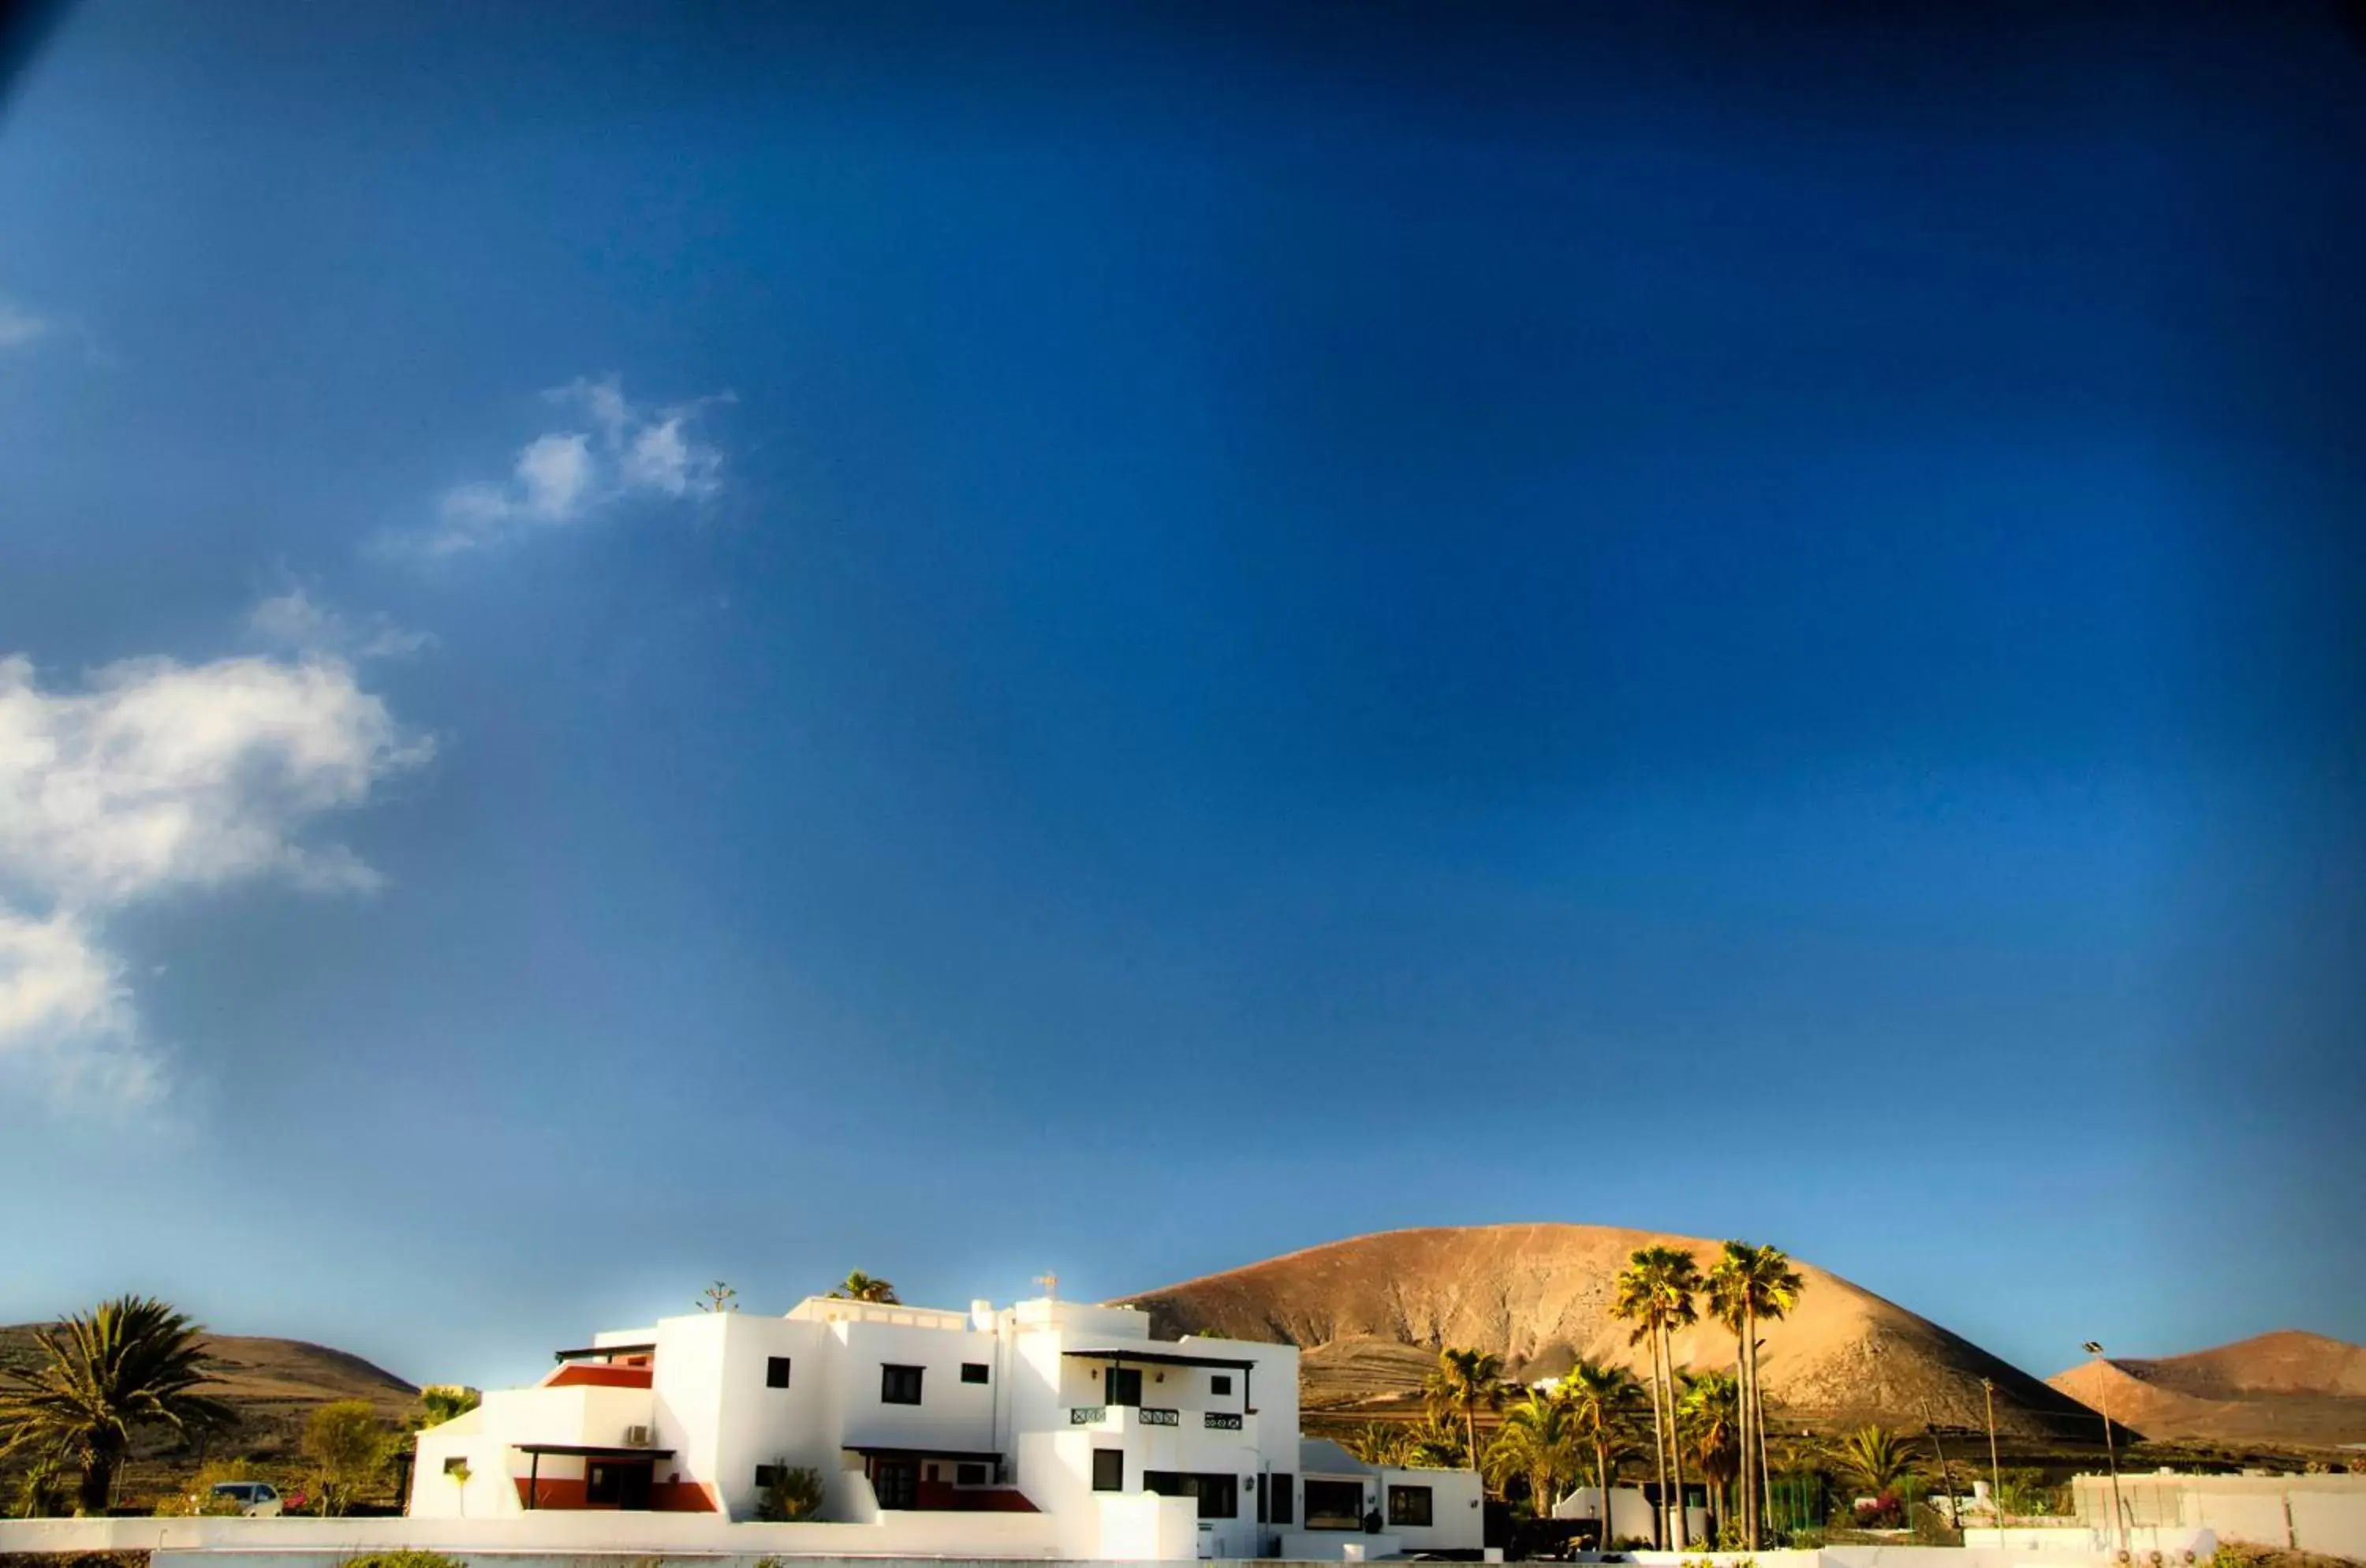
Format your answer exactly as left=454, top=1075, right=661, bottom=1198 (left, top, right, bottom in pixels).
left=1092, top=1449, right=1125, bottom=1492
left=961, top=1361, right=990, bottom=1384
left=754, top=1464, right=779, bottom=1489
left=881, top=1363, right=924, bottom=1404
left=1270, top=1473, right=1293, bottom=1525
left=1211, top=1374, right=1231, bottom=1394
left=766, top=1355, right=792, bottom=1389
left=1144, top=1471, right=1238, bottom=1520
left=873, top=1458, right=918, bottom=1509
left=442, top=1458, right=468, bottom=1476
left=1105, top=1366, right=1144, bottom=1406
left=1304, top=1478, right=1364, bottom=1530
left=1388, top=1484, right=1434, bottom=1528
left=957, top=1462, right=988, bottom=1487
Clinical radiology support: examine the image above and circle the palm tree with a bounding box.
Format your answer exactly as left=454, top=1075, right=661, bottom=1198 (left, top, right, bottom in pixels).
left=830, top=1271, right=900, bottom=1304
left=1559, top=1360, right=1644, bottom=1540
left=0, top=1296, right=236, bottom=1515
left=1342, top=1421, right=1419, bottom=1468
left=1677, top=1372, right=1743, bottom=1540
left=1403, top=1413, right=1468, bottom=1469
left=1706, top=1241, right=1804, bottom=1547
left=1423, top=1348, right=1506, bottom=1478
left=1484, top=1391, right=1584, bottom=1518
left=1830, top=1424, right=1920, bottom=1499
left=1612, top=1245, right=1702, bottom=1547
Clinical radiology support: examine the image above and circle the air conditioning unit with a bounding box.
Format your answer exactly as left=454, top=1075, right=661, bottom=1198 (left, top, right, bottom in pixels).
left=625, top=1425, right=654, bottom=1447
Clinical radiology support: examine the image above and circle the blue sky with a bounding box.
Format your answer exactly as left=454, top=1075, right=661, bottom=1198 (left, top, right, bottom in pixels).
left=3, top=1, right=2362, bottom=1394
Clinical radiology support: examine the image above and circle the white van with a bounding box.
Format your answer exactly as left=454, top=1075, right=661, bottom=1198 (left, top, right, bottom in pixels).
left=207, top=1480, right=283, bottom=1517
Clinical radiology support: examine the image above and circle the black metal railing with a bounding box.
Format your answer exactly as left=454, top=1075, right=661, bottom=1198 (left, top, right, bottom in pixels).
left=1140, top=1407, right=1179, bottom=1426
left=1204, top=1412, right=1243, bottom=1431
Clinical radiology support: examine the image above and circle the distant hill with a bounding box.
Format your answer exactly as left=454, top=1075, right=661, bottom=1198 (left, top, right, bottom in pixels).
left=1121, top=1223, right=2110, bottom=1439
left=0, top=1324, right=417, bottom=1461
left=2048, top=1331, right=2366, bottom=1447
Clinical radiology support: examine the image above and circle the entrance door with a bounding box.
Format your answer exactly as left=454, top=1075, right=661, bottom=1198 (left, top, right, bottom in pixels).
left=873, top=1458, right=919, bottom=1510
left=587, top=1460, right=654, bottom=1510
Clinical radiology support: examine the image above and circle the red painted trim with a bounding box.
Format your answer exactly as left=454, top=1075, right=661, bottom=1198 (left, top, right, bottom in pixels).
left=546, top=1363, right=654, bottom=1390
left=514, top=1473, right=711, bottom=1512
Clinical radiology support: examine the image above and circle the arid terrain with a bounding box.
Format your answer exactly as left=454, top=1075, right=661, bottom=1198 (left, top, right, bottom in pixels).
left=2049, top=1331, right=2366, bottom=1447
left=0, top=1324, right=416, bottom=1484
left=1124, top=1223, right=2120, bottom=1439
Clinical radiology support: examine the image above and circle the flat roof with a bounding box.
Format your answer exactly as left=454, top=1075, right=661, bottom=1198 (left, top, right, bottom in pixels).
left=1062, top=1347, right=1262, bottom=1372
left=513, top=1443, right=676, bottom=1458
left=552, top=1343, right=655, bottom=1362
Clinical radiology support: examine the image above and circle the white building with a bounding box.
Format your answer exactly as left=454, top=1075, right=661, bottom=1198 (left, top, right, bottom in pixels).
left=408, top=1291, right=1483, bottom=1561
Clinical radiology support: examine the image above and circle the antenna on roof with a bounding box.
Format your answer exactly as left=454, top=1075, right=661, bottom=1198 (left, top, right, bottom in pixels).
left=1036, top=1271, right=1058, bottom=1301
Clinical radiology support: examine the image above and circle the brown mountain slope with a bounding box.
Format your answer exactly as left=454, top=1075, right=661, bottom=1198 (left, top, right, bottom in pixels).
left=1121, top=1223, right=2103, bottom=1439
left=0, top=1325, right=418, bottom=1456
left=2049, top=1332, right=2366, bottom=1447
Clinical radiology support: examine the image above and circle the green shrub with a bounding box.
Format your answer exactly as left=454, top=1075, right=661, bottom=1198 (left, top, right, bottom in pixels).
left=752, top=1462, right=823, bottom=1523
left=341, top=1552, right=466, bottom=1568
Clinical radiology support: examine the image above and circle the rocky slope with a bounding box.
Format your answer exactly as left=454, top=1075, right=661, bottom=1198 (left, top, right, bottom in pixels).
left=2048, top=1331, right=2366, bottom=1447
left=0, top=1324, right=417, bottom=1458
left=1122, top=1223, right=2106, bottom=1438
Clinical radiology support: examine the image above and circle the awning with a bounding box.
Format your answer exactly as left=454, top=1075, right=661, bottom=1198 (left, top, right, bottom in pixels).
left=552, top=1343, right=655, bottom=1362
left=513, top=1443, right=676, bottom=1458
left=1061, top=1347, right=1261, bottom=1371
left=845, top=1445, right=1006, bottom=1464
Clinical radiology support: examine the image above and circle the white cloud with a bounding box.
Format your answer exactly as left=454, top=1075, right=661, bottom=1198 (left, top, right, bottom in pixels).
left=419, top=375, right=727, bottom=555
left=247, top=585, right=435, bottom=659
left=0, top=297, right=47, bottom=350
left=0, top=907, right=156, bottom=1112
left=0, top=642, right=431, bottom=1114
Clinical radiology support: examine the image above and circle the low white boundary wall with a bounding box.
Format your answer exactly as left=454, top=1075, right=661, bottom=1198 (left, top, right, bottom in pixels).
left=0, top=1526, right=2143, bottom=1568
left=0, top=1514, right=1058, bottom=1559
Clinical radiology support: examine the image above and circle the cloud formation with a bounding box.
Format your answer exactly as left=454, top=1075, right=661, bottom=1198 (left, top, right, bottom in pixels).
left=0, top=297, right=48, bottom=350
left=423, top=375, right=726, bottom=555
left=0, top=642, right=431, bottom=1114
left=248, top=585, right=436, bottom=659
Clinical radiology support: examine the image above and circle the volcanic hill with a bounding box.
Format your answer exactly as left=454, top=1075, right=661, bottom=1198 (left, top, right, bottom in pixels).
left=1122, top=1223, right=2104, bottom=1439
left=2048, top=1331, right=2366, bottom=1447
left=0, top=1324, right=417, bottom=1458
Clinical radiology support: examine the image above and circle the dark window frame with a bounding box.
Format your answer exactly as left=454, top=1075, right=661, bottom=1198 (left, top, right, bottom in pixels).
left=1092, top=1449, right=1125, bottom=1492
left=1105, top=1366, right=1144, bottom=1406
left=1388, top=1484, right=1434, bottom=1528
left=873, top=1458, right=918, bottom=1509
left=1304, top=1477, right=1364, bottom=1530
left=956, top=1462, right=989, bottom=1487
left=961, top=1361, right=990, bottom=1384
left=1271, top=1472, right=1294, bottom=1525
left=880, top=1363, right=924, bottom=1405
left=1211, top=1374, right=1232, bottom=1394
left=1144, top=1470, right=1240, bottom=1520
left=766, top=1355, right=792, bottom=1389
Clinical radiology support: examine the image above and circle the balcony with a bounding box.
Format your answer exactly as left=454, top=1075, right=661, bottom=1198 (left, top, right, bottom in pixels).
left=1066, top=1406, right=1257, bottom=1444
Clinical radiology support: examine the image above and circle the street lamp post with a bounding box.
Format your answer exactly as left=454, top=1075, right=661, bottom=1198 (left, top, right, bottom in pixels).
left=2082, top=1342, right=2129, bottom=1560
left=1981, top=1378, right=2005, bottom=1530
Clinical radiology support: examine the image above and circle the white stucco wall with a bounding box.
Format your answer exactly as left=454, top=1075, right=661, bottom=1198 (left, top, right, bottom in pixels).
left=1375, top=1463, right=1484, bottom=1552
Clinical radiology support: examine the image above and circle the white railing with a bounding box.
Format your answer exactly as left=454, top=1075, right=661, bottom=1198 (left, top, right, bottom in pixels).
left=790, top=1298, right=971, bottom=1331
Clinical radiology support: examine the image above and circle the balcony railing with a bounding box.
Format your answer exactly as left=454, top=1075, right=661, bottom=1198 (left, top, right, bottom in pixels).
left=1069, top=1406, right=1254, bottom=1438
